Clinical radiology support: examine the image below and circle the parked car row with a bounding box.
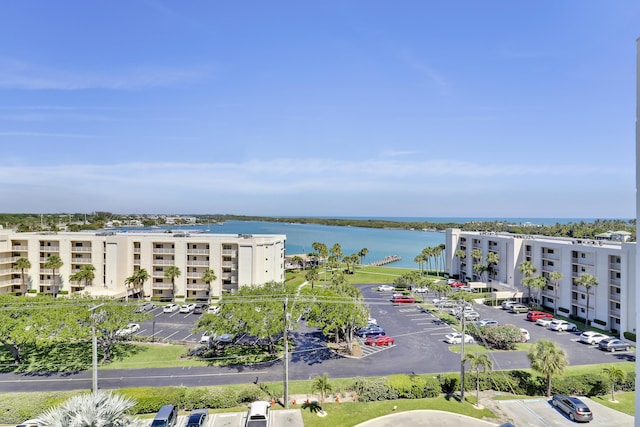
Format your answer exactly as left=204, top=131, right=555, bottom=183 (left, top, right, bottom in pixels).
left=149, top=400, right=270, bottom=427
left=162, top=303, right=210, bottom=315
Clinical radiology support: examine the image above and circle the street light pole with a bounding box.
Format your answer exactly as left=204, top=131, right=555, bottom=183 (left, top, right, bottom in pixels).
left=283, top=296, right=289, bottom=409
left=88, top=303, right=105, bottom=395
left=460, top=302, right=466, bottom=401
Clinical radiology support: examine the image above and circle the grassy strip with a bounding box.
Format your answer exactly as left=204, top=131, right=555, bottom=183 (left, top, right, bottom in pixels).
left=590, top=391, right=634, bottom=416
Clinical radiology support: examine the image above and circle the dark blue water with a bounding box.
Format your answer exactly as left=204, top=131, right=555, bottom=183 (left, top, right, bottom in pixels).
left=122, top=217, right=610, bottom=269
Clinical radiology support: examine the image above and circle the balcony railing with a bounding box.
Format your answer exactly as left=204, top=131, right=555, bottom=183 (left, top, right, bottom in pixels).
left=39, top=246, right=60, bottom=252
left=71, top=247, right=92, bottom=252
left=152, top=260, right=175, bottom=265
left=152, top=283, right=173, bottom=290
left=222, top=249, right=237, bottom=256
left=186, top=283, right=210, bottom=290
left=152, top=248, right=175, bottom=254
left=187, top=248, right=210, bottom=255
left=186, top=260, right=209, bottom=266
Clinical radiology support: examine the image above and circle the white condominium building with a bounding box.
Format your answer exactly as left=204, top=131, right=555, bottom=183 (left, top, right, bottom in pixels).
left=445, top=228, right=636, bottom=338
left=0, top=230, right=286, bottom=301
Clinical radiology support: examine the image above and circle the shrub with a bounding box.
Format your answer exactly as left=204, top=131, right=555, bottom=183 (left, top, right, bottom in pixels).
left=624, top=331, right=636, bottom=342
left=552, top=374, right=608, bottom=397
left=351, top=377, right=398, bottom=402
left=467, top=324, right=522, bottom=350
left=122, top=386, right=186, bottom=414
left=558, top=306, right=569, bottom=313
left=593, top=318, right=607, bottom=327
left=385, top=374, right=414, bottom=398
left=438, top=374, right=459, bottom=395
left=236, top=385, right=266, bottom=403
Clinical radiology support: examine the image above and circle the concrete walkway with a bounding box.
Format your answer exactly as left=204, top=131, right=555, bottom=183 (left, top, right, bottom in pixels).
left=353, top=410, right=500, bottom=427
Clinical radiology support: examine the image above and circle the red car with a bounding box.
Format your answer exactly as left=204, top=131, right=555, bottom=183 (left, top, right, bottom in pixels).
left=365, top=335, right=395, bottom=346
left=450, top=281, right=465, bottom=287
left=526, top=311, right=553, bottom=322
left=392, top=295, right=416, bottom=304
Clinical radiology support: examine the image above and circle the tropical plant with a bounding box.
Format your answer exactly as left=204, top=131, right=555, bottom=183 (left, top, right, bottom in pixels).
left=36, top=390, right=146, bottom=427
left=518, top=261, right=537, bottom=303
left=164, top=266, right=181, bottom=301
left=305, top=268, right=320, bottom=290
left=44, top=255, right=63, bottom=297
left=14, top=257, right=31, bottom=291
left=455, top=249, right=466, bottom=279
left=548, top=271, right=563, bottom=316
left=358, top=247, right=368, bottom=266
left=311, top=373, right=332, bottom=412
left=463, top=352, right=493, bottom=407
left=601, top=365, right=626, bottom=402
left=575, top=273, right=598, bottom=326
left=486, top=251, right=499, bottom=281
left=201, top=268, right=217, bottom=302
left=125, top=269, right=150, bottom=299
left=528, top=339, right=568, bottom=397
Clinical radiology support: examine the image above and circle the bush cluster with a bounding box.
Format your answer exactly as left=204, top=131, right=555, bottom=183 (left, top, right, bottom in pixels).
left=466, top=324, right=522, bottom=350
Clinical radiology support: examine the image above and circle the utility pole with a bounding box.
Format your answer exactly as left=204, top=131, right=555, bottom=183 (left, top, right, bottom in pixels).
left=88, top=303, right=105, bottom=395
left=283, top=297, right=289, bottom=408
left=460, top=302, right=466, bottom=401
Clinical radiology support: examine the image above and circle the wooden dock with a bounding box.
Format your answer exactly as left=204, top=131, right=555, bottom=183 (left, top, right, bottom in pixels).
left=369, top=255, right=401, bottom=266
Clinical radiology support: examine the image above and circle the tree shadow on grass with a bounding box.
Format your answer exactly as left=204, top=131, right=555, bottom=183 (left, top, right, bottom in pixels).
left=302, top=401, right=322, bottom=413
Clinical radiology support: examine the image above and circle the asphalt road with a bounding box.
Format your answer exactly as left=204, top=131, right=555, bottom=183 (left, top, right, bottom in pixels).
left=0, top=285, right=634, bottom=393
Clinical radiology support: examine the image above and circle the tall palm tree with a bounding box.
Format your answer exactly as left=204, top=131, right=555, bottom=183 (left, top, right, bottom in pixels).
left=533, top=275, right=547, bottom=306
left=601, top=365, right=626, bottom=402
left=312, top=242, right=329, bottom=282
left=358, top=248, right=368, bottom=266
left=201, top=268, right=217, bottom=303
left=311, top=373, right=332, bottom=413
left=80, top=264, right=96, bottom=288
left=164, top=266, right=181, bottom=301
left=125, top=269, right=150, bottom=299
left=486, top=252, right=499, bottom=281
left=455, top=249, right=466, bottom=279
left=463, top=352, right=493, bottom=407
left=305, top=268, right=319, bottom=290
left=548, top=271, right=563, bottom=316
left=413, top=255, right=424, bottom=272
left=518, top=261, right=537, bottom=304
left=575, top=273, right=598, bottom=326
left=528, top=339, right=568, bottom=397
left=44, top=255, right=63, bottom=297
left=14, top=257, right=31, bottom=292
left=36, top=390, right=146, bottom=427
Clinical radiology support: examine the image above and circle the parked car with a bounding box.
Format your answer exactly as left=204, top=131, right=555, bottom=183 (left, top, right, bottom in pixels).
left=598, top=338, right=631, bottom=352
left=207, top=305, right=221, bottom=315
left=185, top=409, right=209, bottom=427
left=378, top=285, right=395, bottom=292
left=551, top=394, right=593, bottom=422
left=458, top=311, right=480, bottom=322
left=245, top=400, right=270, bottom=427
left=193, top=304, right=208, bottom=315
left=578, top=331, right=610, bottom=345
left=450, top=281, right=465, bottom=288
left=501, top=300, right=518, bottom=310
left=115, top=323, right=140, bottom=337
left=527, top=311, right=553, bottom=322
left=163, top=303, right=179, bottom=313
left=548, top=320, right=578, bottom=332
left=413, top=286, right=428, bottom=293
left=391, top=295, right=416, bottom=304
left=508, top=304, right=529, bottom=314
left=444, top=332, right=475, bottom=344
left=135, top=301, right=155, bottom=313
left=520, top=328, right=530, bottom=342
left=199, top=331, right=213, bottom=344
left=475, top=319, right=499, bottom=327
left=179, top=303, right=196, bottom=313
left=214, top=333, right=235, bottom=344
left=367, top=317, right=377, bottom=325
left=358, top=325, right=386, bottom=337
left=432, top=297, right=450, bottom=304
left=535, top=317, right=555, bottom=327
left=365, top=335, right=395, bottom=346
left=16, top=419, right=41, bottom=427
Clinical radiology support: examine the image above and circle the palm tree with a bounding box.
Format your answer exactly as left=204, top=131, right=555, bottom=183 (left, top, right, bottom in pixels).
left=470, top=248, right=482, bottom=279
left=533, top=275, right=547, bottom=306
left=486, top=251, right=499, bottom=281
left=44, top=255, right=63, bottom=297
left=291, top=255, right=303, bottom=270
left=414, top=255, right=424, bottom=272
left=548, top=271, right=563, bottom=316
left=463, top=352, right=493, bottom=407
left=80, top=264, right=96, bottom=288
left=311, top=373, right=332, bottom=413
left=528, top=339, right=568, bottom=397
left=575, top=273, right=598, bottom=327
left=36, top=390, right=146, bottom=427
left=125, top=269, right=150, bottom=299
left=601, top=365, right=626, bottom=402
left=305, top=268, right=320, bottom=290
left=455, top=249, right=466, bottom=279
left=201, top=268, right=217, bottom=303
left=14, top=257, right=31, bottom=292
left=518, top=261, right=537, bottom=304
left=164, top=266, right=181, bottom=301
left=358, top=248, right=368, bottom=266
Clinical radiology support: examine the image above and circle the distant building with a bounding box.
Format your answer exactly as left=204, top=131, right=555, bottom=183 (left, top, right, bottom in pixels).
left=445, top=228, right=635, bottom=338
left=0, top=230, right=286, bottom=301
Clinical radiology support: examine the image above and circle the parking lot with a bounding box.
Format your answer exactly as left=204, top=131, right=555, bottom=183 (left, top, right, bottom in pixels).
left=135, top=304, right=206, bottom=343
left=167, top=409, right=303, bottom=427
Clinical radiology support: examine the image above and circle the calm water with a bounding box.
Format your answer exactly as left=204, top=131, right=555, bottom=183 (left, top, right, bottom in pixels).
left=123, top=217, right=607, bottom=269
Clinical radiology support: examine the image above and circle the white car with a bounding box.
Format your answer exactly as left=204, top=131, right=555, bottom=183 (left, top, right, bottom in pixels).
left=501, top=300, right=517, bottom=310
left=475, top=319, right=499, bottom=327
left=444, top=332, right=475, bottom=344
left=163, top=303, right=179, bottom=313
left=207, top=305, right=221, bottom=314
left=199, top=331, right=212, bottom=344
left=413, top=287, right=428, bottom=293
left=378, top=285, right=395, bottom=292
left=549, top=320, right=578, bottom=332
left=367, top=317, right=378, bottom=325
left=535, top=317, right=554, bottom=327
left=578, top=331, right=610, bottom=345
left=520, top=328, right=530, bottom=342
left=116, top=323, right=140, bottom=337
left=179, top=303, right=196, bottom=313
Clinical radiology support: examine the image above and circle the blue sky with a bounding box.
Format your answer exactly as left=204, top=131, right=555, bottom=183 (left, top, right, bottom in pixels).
left=0, top=1, right=637, bottom=218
